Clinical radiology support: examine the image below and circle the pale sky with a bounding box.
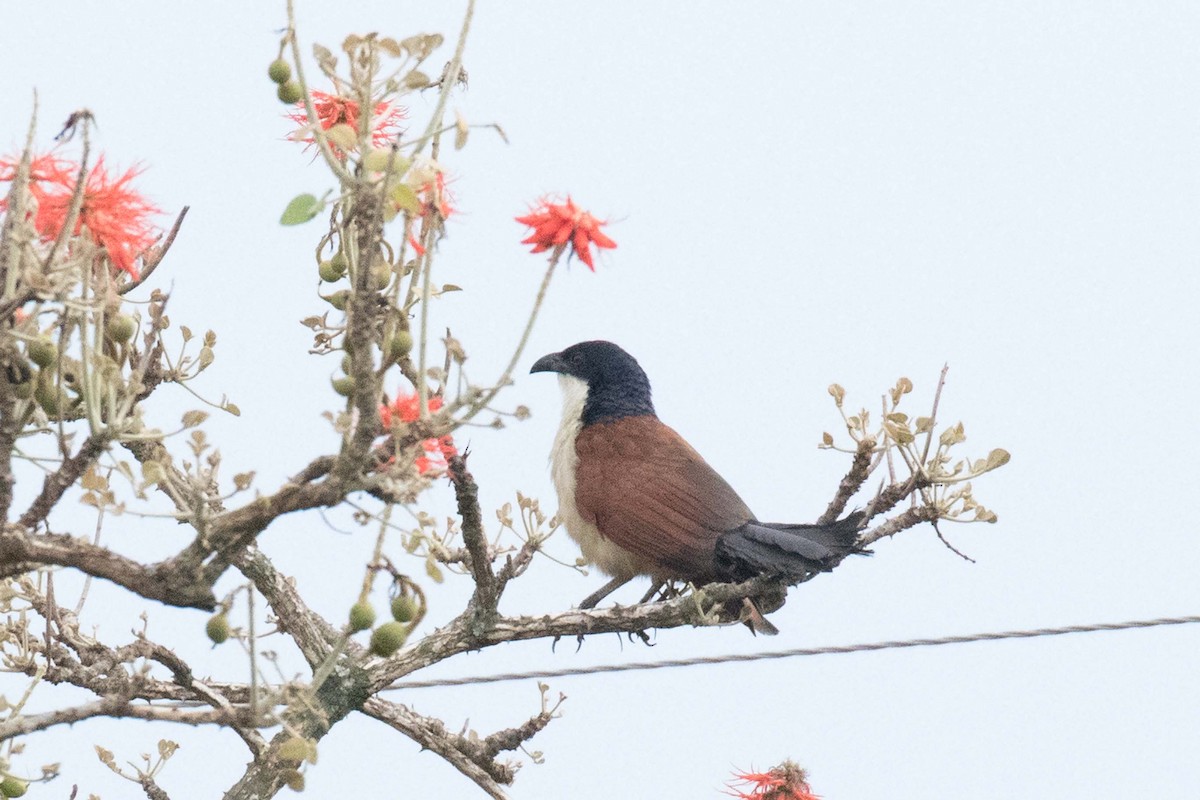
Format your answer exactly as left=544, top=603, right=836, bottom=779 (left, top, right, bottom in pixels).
left=2, top=2, right=1198, bottom=798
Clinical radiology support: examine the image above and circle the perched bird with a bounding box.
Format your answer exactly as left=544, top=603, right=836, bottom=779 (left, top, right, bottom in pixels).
left=530, top=340, right=863, bottom=634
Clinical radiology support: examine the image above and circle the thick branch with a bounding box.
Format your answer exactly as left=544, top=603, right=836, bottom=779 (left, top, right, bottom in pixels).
left=0, top=524, right=217, bottom=609
left=233, top=548, right=343, bottom=669
left=18, top=433, right=108, bottom=529
left=449, top=454, right=497, bottom=615
left=370, top=577, right=784, bottom=692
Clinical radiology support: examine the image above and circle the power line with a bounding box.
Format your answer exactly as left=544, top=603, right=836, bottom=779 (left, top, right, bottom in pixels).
left=384, top=614, right=1200, bottom=691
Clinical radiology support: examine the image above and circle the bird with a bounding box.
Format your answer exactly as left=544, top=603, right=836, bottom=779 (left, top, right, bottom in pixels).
left=530, top=340, right=864, bottom=634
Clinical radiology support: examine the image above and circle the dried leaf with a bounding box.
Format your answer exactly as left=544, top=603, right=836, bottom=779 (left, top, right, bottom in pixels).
left=454, top=110, right=469, bottom=150
left=180, top=325, right=193, bottom=342
left=95, top=746, right=118, bottom=773
left=404, top=70, right=431, bottom=90
left=986, top=448, right=1011, bottom=470
left=81, top=466, right=107, bottom=492
left=198, top=346, right=215, bottom=370
left=378, top=37, right=403, bottom=57
left=939, top=421, right=966, bottom=447
left=821, top=432, right=834, bottom=446
left=312, top=43, right=337, bottom=74
left=181, top=410, right=208, bottom=429
left=828, top=383, right=845, bottom=405
left=141, top=460, right=166, bottom=486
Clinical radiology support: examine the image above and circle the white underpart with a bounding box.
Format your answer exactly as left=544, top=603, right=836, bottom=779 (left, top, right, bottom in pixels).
left=549, top=374, right=643, bottom=580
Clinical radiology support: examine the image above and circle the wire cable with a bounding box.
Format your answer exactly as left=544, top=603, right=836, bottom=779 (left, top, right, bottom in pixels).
left=385, top=614, right=1200, bottom=690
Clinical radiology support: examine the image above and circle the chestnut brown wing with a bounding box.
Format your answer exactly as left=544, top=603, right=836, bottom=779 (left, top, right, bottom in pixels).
left=572, top=416, right=754, bottom=583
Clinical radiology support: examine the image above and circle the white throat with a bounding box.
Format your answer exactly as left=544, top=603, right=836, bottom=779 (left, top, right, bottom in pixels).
left=547, top=374, right=643, bottom=580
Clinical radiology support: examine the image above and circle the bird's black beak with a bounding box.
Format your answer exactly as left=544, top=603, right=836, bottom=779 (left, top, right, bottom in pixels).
left=530, top=352, right=566, bottom=375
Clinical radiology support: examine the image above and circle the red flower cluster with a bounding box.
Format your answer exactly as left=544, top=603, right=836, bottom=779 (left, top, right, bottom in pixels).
left=515, top=196, right=616, bottom=271
left=287, top=90, right=405, bottom=155
left=407, top=171, right=456, bottom=256
left=0, top=152, right=161, bottom=279
left=379, top=393, right=457, bottom=474
left=727, top=764, right=820, bottom=800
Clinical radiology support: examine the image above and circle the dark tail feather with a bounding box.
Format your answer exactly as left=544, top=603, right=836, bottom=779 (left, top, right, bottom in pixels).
left=714, top=511, right=866, bottom=584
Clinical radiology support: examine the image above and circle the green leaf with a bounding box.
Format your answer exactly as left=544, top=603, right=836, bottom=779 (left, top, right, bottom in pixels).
left=390, top=184, right=421, bottom=214
left=280, top=193, right=323, bottom=226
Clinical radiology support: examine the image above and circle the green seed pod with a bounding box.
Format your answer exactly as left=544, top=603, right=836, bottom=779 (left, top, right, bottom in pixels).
left=33, top=377, right=60, bottom=416
left=276, top=81, right=303, bottom=104
left=318, top=260, right=344, bottom=283
left=330, top=251, right=350, bottom=273
left=390, top=595, right=419, bottom=623
left=331, top=375, right=355, bottom=397
left=27, top=336, right=57, bottom=368
left=206, top=614, right=230, bottom=644
left=325, top=290, right=350, bottom=311
left=369, top=621, right=408, bottom=657
left=276, top=736, right=311, bottom=762
left=106, top=313, right=138, bottom=344
left=385, top=329, right=414, bottom=361
left=11, top=376, right=34, bottom=400
left=0, top=776, right=28, bottom=797
left=362, top=147, right=395, bottom=173
left=348, top=601, right=376, bottom=632
left=371, top=260, right=393, bottom=289
left=268, top=58, right=292, bottom=84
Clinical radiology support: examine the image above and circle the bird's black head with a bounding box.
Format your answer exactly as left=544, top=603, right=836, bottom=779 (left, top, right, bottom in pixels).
left=530, top=340, right=656, bottom=425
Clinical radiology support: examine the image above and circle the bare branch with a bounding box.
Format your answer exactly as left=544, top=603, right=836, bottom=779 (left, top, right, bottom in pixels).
left=448, top=453, right=497, bottom=614
left=362, top=697, right=510, bottom=799
left=818, top=436, right=875, bottom=525
left=18, top=433, right=108, bottom=529
left=858, top=505, right=939, bottom=547
left=118, top=206, right=190, bottom=296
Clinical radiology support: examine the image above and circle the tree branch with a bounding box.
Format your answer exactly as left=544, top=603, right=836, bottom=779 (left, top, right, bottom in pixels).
left=361, top=697, right=510, bottom=799
left=18, top=433, right=108, bottom=529
left=448, top=453, right=497, bottom=616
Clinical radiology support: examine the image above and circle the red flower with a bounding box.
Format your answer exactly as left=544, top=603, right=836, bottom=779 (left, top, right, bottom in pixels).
left=727, top=763, right=820, bottom=800
left=287, top=90, right=405, bottom=155
left=407, top=172, right=456, bottom=256
left=1, top=151, right=161, bottom=279
left=515, top=196, right=616, bottom=271
left=379, top=393, right=457, bottom=474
